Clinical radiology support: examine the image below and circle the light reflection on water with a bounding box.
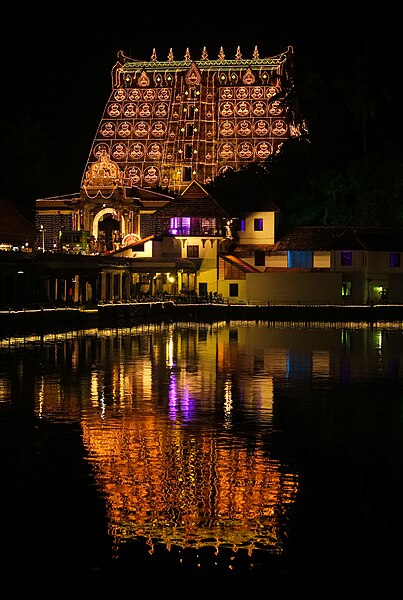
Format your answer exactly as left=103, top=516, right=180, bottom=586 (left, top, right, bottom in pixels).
left=1, top=321, right=403, bottom=593
left=76, top=323, right=293, bottom=563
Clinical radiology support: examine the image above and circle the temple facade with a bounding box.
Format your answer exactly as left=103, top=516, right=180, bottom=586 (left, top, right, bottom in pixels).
left=82, top=45, right=296, bottom=195
left=37, top=45, right=296, bottom=255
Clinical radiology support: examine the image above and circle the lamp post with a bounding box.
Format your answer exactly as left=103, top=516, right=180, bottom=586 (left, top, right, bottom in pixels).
left=40, top=224, right=45, bottom=252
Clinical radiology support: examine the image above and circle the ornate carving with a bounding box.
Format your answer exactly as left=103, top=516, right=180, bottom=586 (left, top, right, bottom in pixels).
left=185, top=63, right=201, bottom=86
left=83, top=46, right=297, bottom=193
left=137, top=71, right=150, bottom=87
left=84, top=150, right=122, bottom=188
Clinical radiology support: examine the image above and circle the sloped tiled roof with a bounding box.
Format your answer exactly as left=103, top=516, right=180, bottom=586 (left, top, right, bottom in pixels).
left=131, top=186, right=173, bottom=202
left=108, top=234, right=161, bottom=256
left=36, top=192, right=80, bottom=204
left=129, top=186, right=173, bottom=210
left=230, top=244, right=276, bottom=253
left=263, top=267, right=330, bottom=272
left=274, top=226, right=403, bottom=251
left=156, top=180, right=230, bottom=219
left=219, top=253, right=261, bottom=272
left=102, top=256, right=197, bottom=272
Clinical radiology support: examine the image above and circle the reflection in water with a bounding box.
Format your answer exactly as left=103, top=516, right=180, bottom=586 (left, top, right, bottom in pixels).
left=1, top=321, right=403, bottom=590
left=33, top=323, right=298, bottom=565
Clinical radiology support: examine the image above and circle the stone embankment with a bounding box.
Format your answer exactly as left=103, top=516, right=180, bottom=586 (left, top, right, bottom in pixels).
left=1, top=301, right=403, bottom=339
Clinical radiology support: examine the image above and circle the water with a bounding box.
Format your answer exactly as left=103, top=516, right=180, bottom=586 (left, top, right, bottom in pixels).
left=1, top=321, right=402, bottom=597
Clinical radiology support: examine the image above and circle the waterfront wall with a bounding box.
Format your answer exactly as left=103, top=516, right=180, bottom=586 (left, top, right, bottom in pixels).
left=2, top=302, right=403, bottom=339
left=246, top=272, right=343, bottom=305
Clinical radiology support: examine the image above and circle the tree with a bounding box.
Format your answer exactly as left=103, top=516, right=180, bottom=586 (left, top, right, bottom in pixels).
left=333, top=44, right=395, bottom=155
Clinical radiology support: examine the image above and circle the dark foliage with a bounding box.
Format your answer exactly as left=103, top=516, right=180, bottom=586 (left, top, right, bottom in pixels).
left=207, top=136, right=403, bottom=229
left=207, top=41, right=403, bottom=229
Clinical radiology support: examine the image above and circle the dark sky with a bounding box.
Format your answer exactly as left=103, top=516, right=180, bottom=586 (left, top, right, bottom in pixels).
left=1, top=3, right=402, bottom=204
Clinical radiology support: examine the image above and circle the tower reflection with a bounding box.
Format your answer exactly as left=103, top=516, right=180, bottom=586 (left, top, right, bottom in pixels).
left=31, top=323, right=299, bottom=564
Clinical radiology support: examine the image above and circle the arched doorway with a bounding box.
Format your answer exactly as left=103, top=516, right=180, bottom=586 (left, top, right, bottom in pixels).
left=98, top=214, right=120, bottom=252
left=92, top=209, right=121, bottom=253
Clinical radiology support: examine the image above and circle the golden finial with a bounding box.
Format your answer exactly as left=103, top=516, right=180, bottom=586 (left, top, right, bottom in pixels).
left=202, top=46, right=208, bottom=60
left=168, top=48, right=174, bottom=61
left=151, top=48, right=157, bottom=61
left=184, top=47, right=191, bottom=60
left=218, top=46, right=225, bottom=60
left=253, top=45, right=259, bottom=59
left=236, top=46, right=242, bottom=59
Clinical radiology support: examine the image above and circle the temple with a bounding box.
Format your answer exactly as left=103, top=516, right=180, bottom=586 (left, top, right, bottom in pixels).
left=10, top=44, right=403, bottom=309
left=82, top=45, right=296, bottom=195
left=31, top=44, right=319, bottom=307
left=37, top=45, right=297, bottom=254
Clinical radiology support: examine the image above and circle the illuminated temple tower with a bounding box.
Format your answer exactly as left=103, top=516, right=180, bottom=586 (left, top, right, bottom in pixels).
left=82, top=45, right=296, bottom=195
left=36, top=45, right=297, bottom=253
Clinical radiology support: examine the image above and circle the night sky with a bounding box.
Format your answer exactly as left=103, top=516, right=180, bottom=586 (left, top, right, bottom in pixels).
left=1, top=3, right=402, bottom=214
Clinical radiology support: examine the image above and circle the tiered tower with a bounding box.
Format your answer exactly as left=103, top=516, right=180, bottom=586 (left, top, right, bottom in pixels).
left=82, top=45, right=295, bottom=195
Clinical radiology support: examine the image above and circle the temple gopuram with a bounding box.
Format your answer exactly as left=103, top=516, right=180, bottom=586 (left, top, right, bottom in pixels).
left=82, top=45, right=296, bottom=195
left=35, top=44, right=298, bottom=265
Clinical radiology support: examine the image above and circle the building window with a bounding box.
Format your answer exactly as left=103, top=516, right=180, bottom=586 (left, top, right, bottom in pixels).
left=341, top=281, right=352, bottom=296
left=255, top=250, right=265, bottom=266
left=390, top=252, right=400, bottom=267
left=184, top=144, right=193, bottom=158
left=380, top=287, right=389, bottom=302
left=340, top=250, right=353, bottom=266
left=288, top=251, right=313, bottom=268
left=187, top=105, right=195, bottom=119
left=186, top=123, right=194, bottom=137
left=169, top=216, right=190, bottom=235
left=239, top=218, right=245, bottom=232
left=183, top=167, right=192, bottom=181
left=187, top=245, right=199, bottom=258
left=254, top=218, right=263, bottom=231
left=229, top=283, right=239, bottom=297
left=169, top=217, right=180, bottom=235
